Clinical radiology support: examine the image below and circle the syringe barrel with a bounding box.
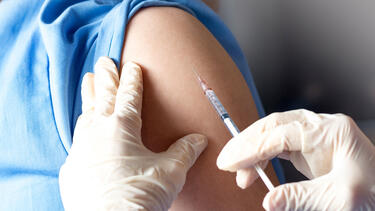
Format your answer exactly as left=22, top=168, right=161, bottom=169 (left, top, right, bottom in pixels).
left=201, top=81, right=275, bottom=191
left=223, top=117, right=240, bottom=137
left=204, top=90, right=229, bottom=120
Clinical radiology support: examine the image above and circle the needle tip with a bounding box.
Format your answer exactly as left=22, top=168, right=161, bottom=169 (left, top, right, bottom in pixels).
left=192, top=69, right=210, bottom=92
left=192, top=69, right=202, bottom=82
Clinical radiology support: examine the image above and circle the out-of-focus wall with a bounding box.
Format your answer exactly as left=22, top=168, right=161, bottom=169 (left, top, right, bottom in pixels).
left=216, top=1, right=375, bottom=181
left=217, top=0, right=375, bottom=120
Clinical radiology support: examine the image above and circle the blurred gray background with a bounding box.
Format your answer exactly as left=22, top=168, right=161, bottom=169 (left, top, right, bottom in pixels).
left=209, top=0, right=375, bottom=182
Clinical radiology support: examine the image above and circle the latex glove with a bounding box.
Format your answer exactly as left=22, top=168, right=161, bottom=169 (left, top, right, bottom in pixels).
left=217, top=109, right=375, bottom=211
left=59, top=57, right=208, bottom=211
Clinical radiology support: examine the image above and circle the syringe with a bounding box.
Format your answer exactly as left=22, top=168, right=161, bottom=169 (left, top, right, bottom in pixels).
left=193, top=70, right=274, bottom=191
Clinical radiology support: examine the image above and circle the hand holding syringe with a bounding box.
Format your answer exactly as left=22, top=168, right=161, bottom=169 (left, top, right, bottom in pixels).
left=193, top=70, right=274, bottom=191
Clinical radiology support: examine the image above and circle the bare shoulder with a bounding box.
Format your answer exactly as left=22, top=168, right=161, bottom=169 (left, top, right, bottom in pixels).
left=121, top=7, right=278, bottom=210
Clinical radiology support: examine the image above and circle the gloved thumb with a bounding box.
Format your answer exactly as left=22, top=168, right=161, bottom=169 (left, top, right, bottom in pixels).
left=262, top=174, right=342, bottom=211
left=166, top=134, right=208, bottom=170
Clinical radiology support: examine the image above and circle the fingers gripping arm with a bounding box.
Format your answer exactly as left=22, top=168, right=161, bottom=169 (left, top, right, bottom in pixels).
left=59, top=57, right=207, bottom=211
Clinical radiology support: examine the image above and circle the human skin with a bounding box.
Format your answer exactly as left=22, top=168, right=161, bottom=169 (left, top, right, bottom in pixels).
left=120, top=7, right=279, bottom=210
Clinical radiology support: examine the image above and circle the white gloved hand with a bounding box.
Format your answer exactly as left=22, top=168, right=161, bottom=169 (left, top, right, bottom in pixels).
left=217, top=109, right=375, bottom=211
left=59, top=57, right=208, bottom=211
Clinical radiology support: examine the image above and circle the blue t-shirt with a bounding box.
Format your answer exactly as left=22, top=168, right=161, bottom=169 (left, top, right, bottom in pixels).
left=0, top=0, right=284, bottom=210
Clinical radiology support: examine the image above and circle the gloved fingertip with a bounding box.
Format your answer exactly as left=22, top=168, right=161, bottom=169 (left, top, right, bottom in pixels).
left=166, top=134, right=208, bottom=169
left=122, top=61, right=142, bottom=77
left=236, top=175, right=248, bottom=189
left=95, top=57, right=116, bottom=72
left=83, top=72, right=94, bottom=80
left=81, top=73, right=94, bottom=92
left=216, top=155, right=230, bottom=171
left=97, top=56, right=113, bottom=65
left=186, top=133, right=208, bottom=154
left=94, top=57, right=118, bottom=78
left=123, top=61, right=141, bottom=70
left=263, top=188, right=285, bottom=211
left=119, top=62, right=143, bottom=90
left=236, top=169, right=256, bottom=189
left=262, top=193, right=272, bottom=211
left=81, top=73, right=96, bottom=113
left=216, top=145, right=236, bottom=171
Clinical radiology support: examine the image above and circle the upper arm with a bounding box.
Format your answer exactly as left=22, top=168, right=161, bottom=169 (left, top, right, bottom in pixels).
left=121, top=7, right=278, bottom=210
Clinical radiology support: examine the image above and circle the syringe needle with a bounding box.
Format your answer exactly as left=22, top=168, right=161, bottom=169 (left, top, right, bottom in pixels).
left=192, top=69, right=200, bottom=81
left=192, top=69, right=209, bottom=92
left=192, top=69, right=274, bottom=191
